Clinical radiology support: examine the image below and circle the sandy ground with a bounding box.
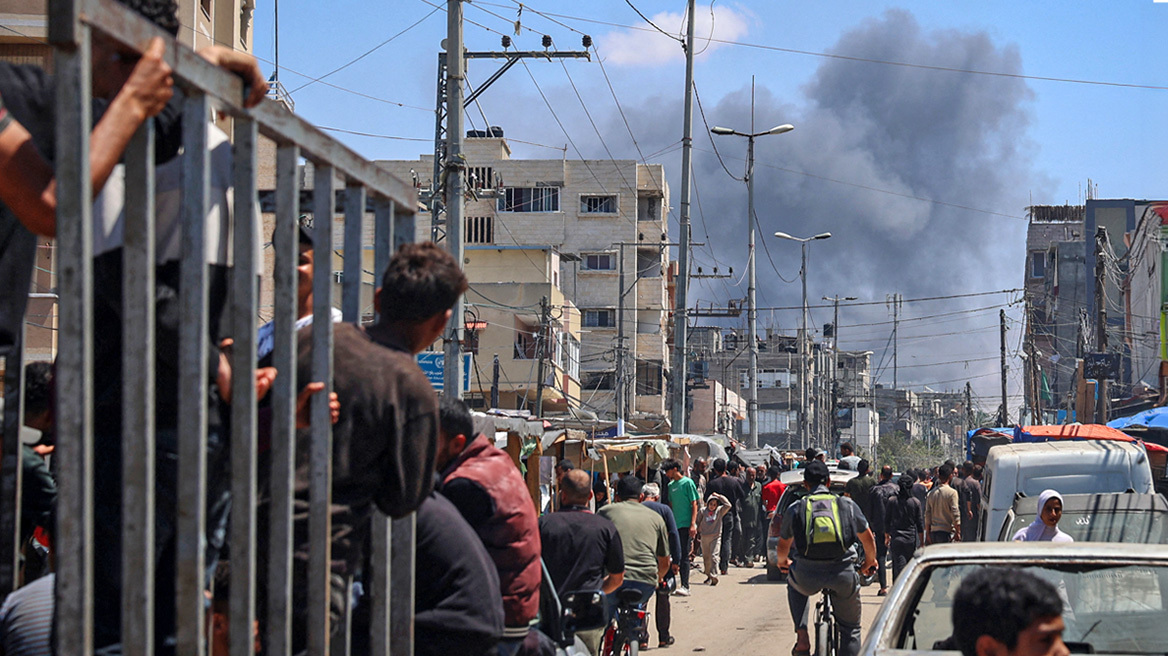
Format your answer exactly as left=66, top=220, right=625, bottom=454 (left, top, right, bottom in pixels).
left=639, top=561, right=886, bottom=654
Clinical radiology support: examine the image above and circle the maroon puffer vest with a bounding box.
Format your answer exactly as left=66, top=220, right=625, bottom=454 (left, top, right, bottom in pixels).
left=444, top=434, right=541, bottom=628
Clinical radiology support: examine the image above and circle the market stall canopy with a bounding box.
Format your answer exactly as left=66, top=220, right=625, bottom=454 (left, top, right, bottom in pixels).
left=734, top=446, right=782, bottom=469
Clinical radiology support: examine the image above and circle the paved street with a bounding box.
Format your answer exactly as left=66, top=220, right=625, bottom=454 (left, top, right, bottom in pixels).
left=645, top=564, right=885, bottom=654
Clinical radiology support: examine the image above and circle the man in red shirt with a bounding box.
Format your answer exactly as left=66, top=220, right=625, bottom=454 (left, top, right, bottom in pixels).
left=761, top=466, right=786, bottom=520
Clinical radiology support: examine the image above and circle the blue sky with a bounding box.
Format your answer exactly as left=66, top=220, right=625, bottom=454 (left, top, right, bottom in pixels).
left=250, top=1, right=1168, bottom=414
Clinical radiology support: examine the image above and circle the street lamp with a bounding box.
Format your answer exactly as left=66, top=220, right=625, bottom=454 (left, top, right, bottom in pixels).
left=711, top=122, right=795, bottom=449
left=774, top=231, right=833, bottom=450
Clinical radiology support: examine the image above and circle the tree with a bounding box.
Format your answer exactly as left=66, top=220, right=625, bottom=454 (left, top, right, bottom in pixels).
left=877, top=431, right=953, bottom=472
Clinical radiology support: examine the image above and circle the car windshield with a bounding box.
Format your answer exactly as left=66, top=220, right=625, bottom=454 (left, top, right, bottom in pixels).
left=897, top=562, right=1168, bottom=655
left=1002, top=509, right=1168, bottom=543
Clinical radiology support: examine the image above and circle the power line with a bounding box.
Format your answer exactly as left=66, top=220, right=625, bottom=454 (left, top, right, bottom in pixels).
left=755, top=288, right=1022, bottom=312
left=620, top=0, right=684, bottom=44
left=288, top=5, right=441, bottom=94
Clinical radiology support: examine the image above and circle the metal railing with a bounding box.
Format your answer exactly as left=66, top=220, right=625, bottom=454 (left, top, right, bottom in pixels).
left=0, top=0, right=421, bottom=653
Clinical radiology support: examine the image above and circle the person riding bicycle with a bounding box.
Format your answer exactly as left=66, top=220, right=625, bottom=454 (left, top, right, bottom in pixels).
left=777, top=460, right=878, bottom=656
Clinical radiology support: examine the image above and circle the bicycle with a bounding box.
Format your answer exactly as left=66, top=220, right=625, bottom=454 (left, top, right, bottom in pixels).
left=600, top=588, right=650, bottom=656
left=811, top=553, right=876, bottom=656
left=813, top=588, right=839, bottom=656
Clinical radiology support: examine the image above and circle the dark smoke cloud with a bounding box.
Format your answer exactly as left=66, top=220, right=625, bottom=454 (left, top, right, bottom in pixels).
left=501, top=10, right=1045, bottom=401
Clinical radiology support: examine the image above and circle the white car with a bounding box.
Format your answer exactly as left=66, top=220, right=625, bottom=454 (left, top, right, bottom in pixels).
left=860, top=542, right=1168, bottom=656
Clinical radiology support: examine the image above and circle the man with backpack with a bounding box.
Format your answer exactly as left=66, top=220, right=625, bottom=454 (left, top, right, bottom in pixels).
left=776, top=460, right=878, bottom=656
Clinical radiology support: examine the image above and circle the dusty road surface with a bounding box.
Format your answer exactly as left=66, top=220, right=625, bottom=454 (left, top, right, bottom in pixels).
left=640, top=564, right=886, bottom=654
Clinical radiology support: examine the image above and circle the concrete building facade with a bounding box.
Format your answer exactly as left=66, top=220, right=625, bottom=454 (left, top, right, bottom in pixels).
left=1023, top=205, right=1085, bottom=417
left=377, top=133, right=672, bottom=428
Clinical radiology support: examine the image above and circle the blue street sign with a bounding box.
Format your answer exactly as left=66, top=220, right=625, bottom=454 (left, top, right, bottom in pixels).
left=415, top=352, right=472, bottom=392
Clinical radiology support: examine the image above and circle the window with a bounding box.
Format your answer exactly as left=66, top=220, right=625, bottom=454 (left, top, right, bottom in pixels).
left=201, top=0, right=211, bottom=17
left=758, top=369, right=792, bottom=388
left=580, top=195, right=616, bottom=214
left=1030, top=251, right=1046, bottom=279
left=636, top=361, right=663, bottom=396
left=638, top=196, right=659, bottom=221
left=583, top=309, right=615, bottom=328
left=514, top=318, right=538, bottom=359
left=582, top=371, right=615, bottom=391
left=558, top=333, right=581, bottom=381
left=498, top=187, right=559, bottom=212
left=465, top=216, right=493, bottom=244
left=583, top=253, right=616, bottom=271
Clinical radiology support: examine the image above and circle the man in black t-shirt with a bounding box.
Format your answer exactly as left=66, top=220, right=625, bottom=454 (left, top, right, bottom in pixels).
left=540, top=469, right=624, bottom=654
left=704, top=458, right=744, bottom=575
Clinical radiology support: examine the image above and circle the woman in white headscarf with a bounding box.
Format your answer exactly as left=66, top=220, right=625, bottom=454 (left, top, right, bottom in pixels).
left=1012, top=489, right=1074, bottom=542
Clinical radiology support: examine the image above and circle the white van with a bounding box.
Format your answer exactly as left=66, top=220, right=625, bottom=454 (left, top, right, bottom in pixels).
left=978, top=440, right=1155, bottom=541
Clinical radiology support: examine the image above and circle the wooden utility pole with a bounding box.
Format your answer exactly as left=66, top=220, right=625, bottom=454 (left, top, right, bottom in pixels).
left=1000, top=309, right=1009, bottom=425
left=1094, top=226, right=1108, bottom=424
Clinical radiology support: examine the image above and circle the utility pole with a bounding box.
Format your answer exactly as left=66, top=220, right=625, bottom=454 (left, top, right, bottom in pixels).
left=746, top=119, right=759, bottom=450
left=616, top=244, right=628, bottom=432
left=491, top=355, right=500, bottom=409
left=1000, top=308, right=1009, bottom=426
left=670, top=0, right=697, bottom=436
left=431, top=16, right=589, bottom=397
left=825, top=295, right=856, bottom=454
left=888, top=294, right=902, bottom=390
left=1094, top=226, right=1108, bottom=424
left=533, top=296, right=550, bottom=417
left=965, top=381, right=974, bottom=430
left=442, top=0, right=467, bottom=398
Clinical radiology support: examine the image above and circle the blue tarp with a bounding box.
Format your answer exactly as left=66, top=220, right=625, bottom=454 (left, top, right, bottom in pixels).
left=1108, top=407, right=1168, bottom=430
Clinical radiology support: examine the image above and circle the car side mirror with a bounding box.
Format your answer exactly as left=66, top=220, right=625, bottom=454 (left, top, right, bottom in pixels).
left=562, top=590, right=606, bottom=633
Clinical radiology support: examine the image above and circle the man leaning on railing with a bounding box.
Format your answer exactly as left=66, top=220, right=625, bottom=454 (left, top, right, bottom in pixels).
left=0, top=0, right=268, bottom=652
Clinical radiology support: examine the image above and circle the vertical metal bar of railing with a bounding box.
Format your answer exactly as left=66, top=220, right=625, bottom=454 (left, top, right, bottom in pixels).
left=230, top=117, right=260, bottom=656
left=331, top=183, right=363, bottom=656
left=389, top=513, right=416, bottom=655
left=266, top=143, right=301, bottom=656
left=51, top=5, right=95, bottom=651
left=368, top=198, right=392, bottom=656
left=387, top=196, right=417, bottom=656
left=122, top=120, right=157, bottom=656
left=0, top=331, right=24, bottom=596
left=308, top=164, right=337, bottom=655
left=341, top=184, right=364, bottom=323
left=175, top=91, right=211, bottom=656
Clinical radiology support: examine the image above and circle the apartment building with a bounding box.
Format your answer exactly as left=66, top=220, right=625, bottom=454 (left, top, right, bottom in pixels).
left=461, top=245, right=582, bottom=414
left=377, top=130, right=672, bottom=428
left=1023, top=204, right=1085, bottom=414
